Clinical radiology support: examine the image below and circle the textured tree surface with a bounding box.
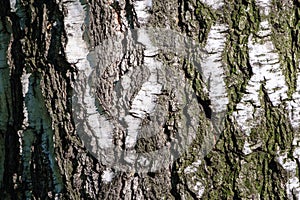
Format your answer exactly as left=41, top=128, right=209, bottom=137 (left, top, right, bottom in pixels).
left=0, top=0, right=300, bottom=199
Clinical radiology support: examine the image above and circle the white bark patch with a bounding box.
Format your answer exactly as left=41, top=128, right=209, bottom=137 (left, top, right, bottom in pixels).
left=10, top=0, right=16, bottom=12
left=287, top=64, right=300, bottom=129
left=71, top=0, right=228, bottom=172
left=21, top=72, right=31, bottom=128
left=101, top=0, right=162, bottom=149
left=281, top=65, right=300, bottom=200
left=18, top=72, right=31, bottom=158
left=134, top=0, right=152, bottom=25
left=63, top=0, right=90, bottom=73
left=200, top=0, right=224, bottom=10
left=242, top=139, right=262, bottom=155
left=201, top=23, right=229, bottom=113
left=65, top=0, right=108, bottom=145
left=122, top=28, right=163, bottom=148
left=277, top=151, right=300, bottom=199
left=233, top=19, right=288, bottom=136
left=73, top=28, right=203, bottom=172
left=194, top=181, right=206, bottom=198
left=231, top=2, right=300, bottom=197
left=242, top=140, right=252, bottom=155
left=64, top=0, right=118, bottom=152
left=256, top=0, right=271, bottom=15
left=184, top=160, right=202, bottom=174
left=18, top=1, right=87, bottom=196
left=185, top=175, right=206, bottom=199
left=101, top=169, right=115, bottom=184
left=84, top=91, right=115, bottom=149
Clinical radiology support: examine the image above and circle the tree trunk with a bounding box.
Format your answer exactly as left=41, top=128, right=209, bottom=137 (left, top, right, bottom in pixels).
left=0, top=0, right=299, bottom=199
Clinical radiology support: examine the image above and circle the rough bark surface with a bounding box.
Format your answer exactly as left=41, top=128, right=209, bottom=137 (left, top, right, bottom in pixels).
left=0, top=0, right=299, bottom=199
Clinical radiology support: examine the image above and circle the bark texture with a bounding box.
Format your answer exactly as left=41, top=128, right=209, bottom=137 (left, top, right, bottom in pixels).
left=0, top=0, right=300, bottom=199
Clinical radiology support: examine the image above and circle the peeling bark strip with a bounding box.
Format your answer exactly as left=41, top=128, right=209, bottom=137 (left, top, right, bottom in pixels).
left=0, top=0, right=299, bottom=198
